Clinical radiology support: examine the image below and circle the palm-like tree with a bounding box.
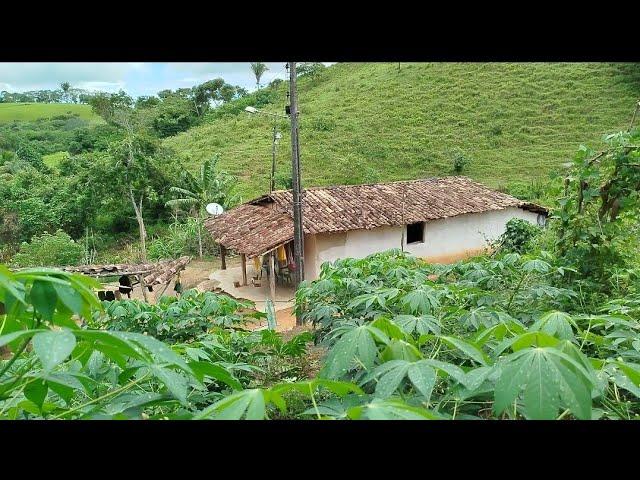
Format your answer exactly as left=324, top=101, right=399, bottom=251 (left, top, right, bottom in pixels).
left=250, top=63, right=269, bottom=90
left=166, top=155, right=239, bottom=257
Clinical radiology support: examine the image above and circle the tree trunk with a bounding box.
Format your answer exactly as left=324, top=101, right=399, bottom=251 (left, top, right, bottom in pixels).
left=129, top=186, right=147, bottom=260
left=124, top=128, right=147, bottom=261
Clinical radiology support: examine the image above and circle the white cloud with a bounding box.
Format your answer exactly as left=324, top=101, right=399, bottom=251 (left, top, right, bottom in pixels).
left=75, top=81, right=126, bottom=92
left=0, top=62, right=139, bottom=92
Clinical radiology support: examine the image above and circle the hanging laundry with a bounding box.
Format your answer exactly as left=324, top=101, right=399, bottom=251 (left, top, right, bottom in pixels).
left=277, top=245, right=287, bottom=262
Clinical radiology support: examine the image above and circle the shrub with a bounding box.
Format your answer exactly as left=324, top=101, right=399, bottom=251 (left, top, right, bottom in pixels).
left=274, top=170, right=293, bottom=190
left=11, top=229, right=84, bottom=267
left=450, top=149, right=471, bottom=173
left=494, top=218, right=541, bottom=253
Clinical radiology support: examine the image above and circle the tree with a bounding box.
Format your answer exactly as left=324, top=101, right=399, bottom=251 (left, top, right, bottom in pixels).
left=297, top=62, right=326, bottom=80
left=152, top=95, right=195, bottom=137
left=107, top=110, right=161, bottom=260
left=88, top=90, right=133, bottom=124
left=250, top=63, right=269, bottom=90
left=166, top=155, right=238, bottom=257
left=60, top=82, right=71, bottom=103
left=556, top=101, right=640, bottom=286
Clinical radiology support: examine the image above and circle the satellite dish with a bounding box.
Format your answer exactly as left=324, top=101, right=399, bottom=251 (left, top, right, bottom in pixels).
left=206, top=203, right=224, bottom=216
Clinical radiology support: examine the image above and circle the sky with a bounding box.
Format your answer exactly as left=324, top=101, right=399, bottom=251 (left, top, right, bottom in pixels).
left=0, top=63, right=318, bottom=97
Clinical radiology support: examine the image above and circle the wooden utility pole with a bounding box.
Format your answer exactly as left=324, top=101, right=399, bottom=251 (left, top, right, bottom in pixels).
left=288, top=62, right=305, bottom=326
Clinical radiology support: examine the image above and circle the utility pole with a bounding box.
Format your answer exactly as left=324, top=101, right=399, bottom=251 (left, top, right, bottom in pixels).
left=288, top=62, right=305, bottom=325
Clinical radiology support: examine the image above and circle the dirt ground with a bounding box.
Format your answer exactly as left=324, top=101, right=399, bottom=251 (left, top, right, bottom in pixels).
left=113, top=258, right=234, bottom=301
left=109, top=257, right=299, bottom=333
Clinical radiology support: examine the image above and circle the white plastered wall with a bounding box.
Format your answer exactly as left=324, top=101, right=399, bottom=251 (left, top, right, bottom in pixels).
left=303, top=207, right=540, bottom=281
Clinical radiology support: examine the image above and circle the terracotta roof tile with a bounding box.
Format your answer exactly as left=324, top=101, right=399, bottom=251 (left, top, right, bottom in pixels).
left=205, top=177, right=547, bottom=257
left=204, top=204, right=294, bottom=258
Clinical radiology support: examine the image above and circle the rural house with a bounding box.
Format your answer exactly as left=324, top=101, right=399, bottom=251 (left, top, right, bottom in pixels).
left=205, top=176, right=547, bottom=286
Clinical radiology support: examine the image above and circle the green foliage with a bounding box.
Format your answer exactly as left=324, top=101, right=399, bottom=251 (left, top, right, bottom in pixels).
left=91, top=289, right=257, bottom=343
left=165, top=154, right=239, bottom=257
left=295, top=249, right=640, bottom=420
left=151, top=96, right=196, bottom=138
left=11, top=230, right=84, bottom=268
left=310, top=116, right=336, bottom=132
left=250, top=63, right=269, bottom=89
left=297, top=63, right=327, bottom=80
left=0, top=264, right=315, bottom=419
left=147, top=219, right=217, bottom=260
left=451, top=149, right=471, bottom=173
left=555, top=127, right=640, bottom=288
left=495, top=218, right=542, bottom=253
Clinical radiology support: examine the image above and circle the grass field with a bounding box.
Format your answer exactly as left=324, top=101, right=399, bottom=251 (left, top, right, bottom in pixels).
left=164, top=62, right=640, bottom=200
left=0, top=103, right=100, bottom=123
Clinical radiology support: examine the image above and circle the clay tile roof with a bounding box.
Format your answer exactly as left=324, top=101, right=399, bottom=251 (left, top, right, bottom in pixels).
left=205, top=176, right=547, bottom=257
left=204, top=204, right=294, bottom=258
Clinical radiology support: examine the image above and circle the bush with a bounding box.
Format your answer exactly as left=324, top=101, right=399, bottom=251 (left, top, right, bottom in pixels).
left=494, top=218, right=541, bottom=253
left=450, top=149, right=471, bottom=173
left=274, top=170, right=293, bottom=190
left=11, top=229, right=84, bottom=267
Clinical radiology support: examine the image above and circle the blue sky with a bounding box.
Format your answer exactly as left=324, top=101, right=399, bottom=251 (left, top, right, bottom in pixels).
left=0, top=63, right=312, bottom=97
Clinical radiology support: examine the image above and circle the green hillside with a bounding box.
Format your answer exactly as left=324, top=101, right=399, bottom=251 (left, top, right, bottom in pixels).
left=0, top=103, right=100, bottom=123
left=169, top=63, right=640, bottom=200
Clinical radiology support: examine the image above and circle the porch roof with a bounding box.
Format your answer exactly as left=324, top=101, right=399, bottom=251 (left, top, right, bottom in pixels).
left=204, top=204, right=293, bottom=258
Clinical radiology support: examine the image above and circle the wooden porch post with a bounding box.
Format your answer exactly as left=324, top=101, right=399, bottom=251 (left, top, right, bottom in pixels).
left=241, top=254, right=247, bottom=286
left=220, top=245, right=227, bottom=270
left=269, top=251, right=276, bottom=303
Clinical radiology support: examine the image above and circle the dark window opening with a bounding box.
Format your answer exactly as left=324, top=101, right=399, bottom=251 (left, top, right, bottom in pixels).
left=406, top=222, right=425, bottom=244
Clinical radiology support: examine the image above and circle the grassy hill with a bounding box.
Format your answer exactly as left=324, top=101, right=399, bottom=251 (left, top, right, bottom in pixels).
left=164, top=63, right=640, bottom=201
left=0, top=103, right=100, bottom=123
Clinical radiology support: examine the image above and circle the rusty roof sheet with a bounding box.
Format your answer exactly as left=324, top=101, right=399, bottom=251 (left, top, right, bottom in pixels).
left=204, top=204, right=294, bottom=258
left=206, top=177, right=547, bottom=256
